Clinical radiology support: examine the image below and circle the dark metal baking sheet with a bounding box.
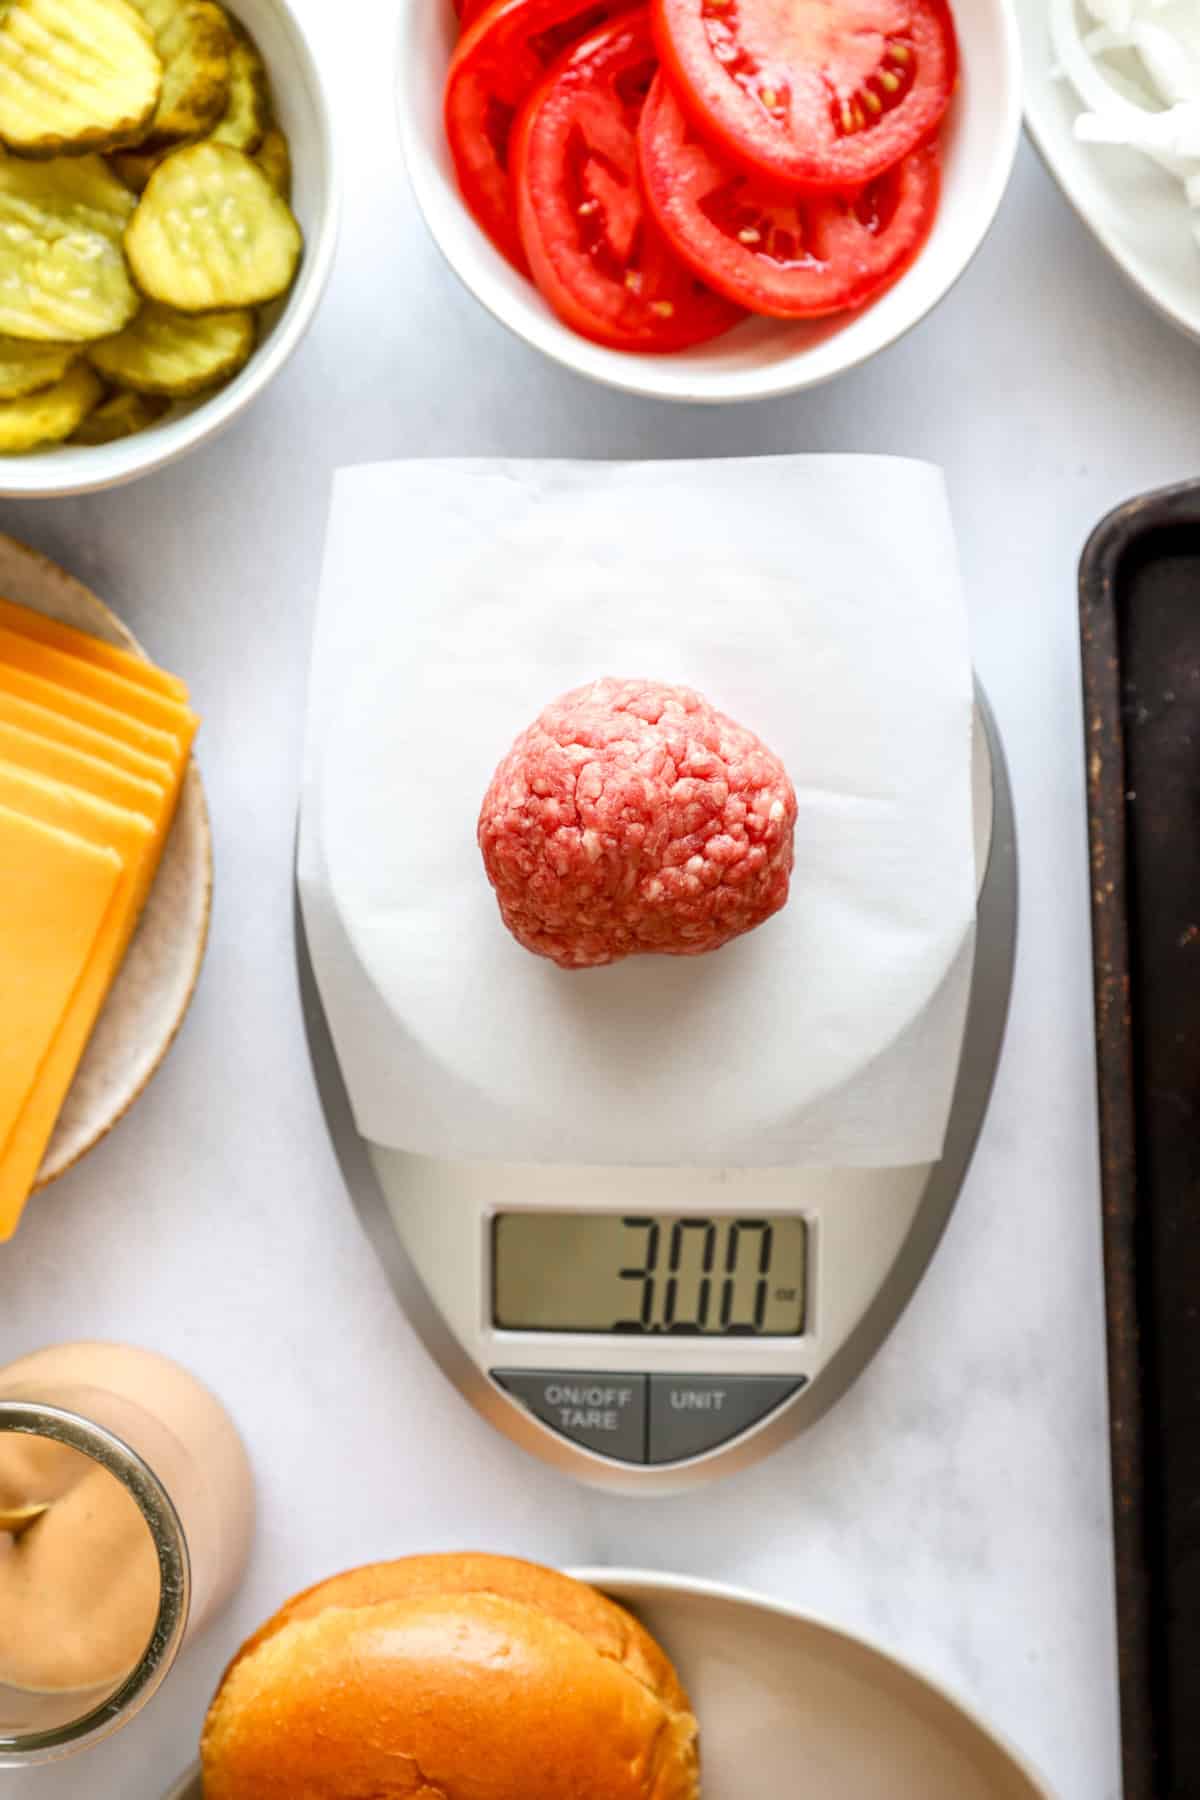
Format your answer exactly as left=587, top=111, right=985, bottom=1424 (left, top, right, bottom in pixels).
left=1081, top=478, right=1200, bottom=1800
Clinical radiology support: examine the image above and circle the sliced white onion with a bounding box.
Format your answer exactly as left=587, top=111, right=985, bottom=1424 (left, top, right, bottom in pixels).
left=1132, top=21, right=1200, bottom=104
left=1081, top=19, right=1200, bottom=107
left=1076, top=102, right=1200, bottom=157
left=1087, top=49, right=1163, bottom=107
left=1082, top=54, right=1200, bottom=173
left=1083, top=26, right=1133, bottom=59
left=1144, top=147, right=1199, bottom=179
left=1082, top=0, right=1135, bottom=31
left=1140, top=1, right=1200, bottom=57
left=1050, top=0, right=1164, bottom=122
left=1053, top=0, right=1200, bottom=252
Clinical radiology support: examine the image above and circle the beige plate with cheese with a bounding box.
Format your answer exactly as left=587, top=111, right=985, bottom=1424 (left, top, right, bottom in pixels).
left=163, top=1569, right=1050, bottom=1799
left=0, top=534, right=211, bottom=1187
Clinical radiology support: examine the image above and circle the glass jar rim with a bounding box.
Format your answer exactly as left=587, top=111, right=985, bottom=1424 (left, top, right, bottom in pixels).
left=0, top=1399, right=190, bottom=1765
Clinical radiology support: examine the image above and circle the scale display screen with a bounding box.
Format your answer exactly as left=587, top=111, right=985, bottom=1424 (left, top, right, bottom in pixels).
left=492, top=1214, right=807, bottom=1336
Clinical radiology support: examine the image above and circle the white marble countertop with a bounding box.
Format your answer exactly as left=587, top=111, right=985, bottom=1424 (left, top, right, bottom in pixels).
left=7, top=3, right=1199, bottom=1790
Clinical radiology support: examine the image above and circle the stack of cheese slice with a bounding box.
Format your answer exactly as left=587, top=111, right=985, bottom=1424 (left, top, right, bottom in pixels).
left=0, top=597, right=198, bottom=1241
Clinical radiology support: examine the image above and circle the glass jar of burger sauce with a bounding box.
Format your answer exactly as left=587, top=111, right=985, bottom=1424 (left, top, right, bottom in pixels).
left=0, top=1342, right=254, bottom=1764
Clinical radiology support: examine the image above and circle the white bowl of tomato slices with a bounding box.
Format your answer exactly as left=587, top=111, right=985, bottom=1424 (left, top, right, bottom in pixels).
left=397, top=0, right=1021, bottom=402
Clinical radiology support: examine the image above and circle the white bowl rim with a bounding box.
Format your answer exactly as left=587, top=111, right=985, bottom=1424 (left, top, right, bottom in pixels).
left=576, top=1565, right=1054, bottom=1795
left=0, top=0, right=341, bottom=499
left=395, top=0, right=1025, bottom=404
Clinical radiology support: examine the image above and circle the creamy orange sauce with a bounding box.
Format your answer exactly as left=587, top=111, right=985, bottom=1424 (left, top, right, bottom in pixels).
left=0, top=1436, right=159, bottom=1694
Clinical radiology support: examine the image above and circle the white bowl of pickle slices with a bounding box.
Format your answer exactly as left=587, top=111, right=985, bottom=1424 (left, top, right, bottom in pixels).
left=0, top=0, right=337, bottom=495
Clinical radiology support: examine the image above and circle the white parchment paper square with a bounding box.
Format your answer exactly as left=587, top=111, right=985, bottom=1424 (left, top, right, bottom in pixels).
left=299, top=456, right=976, bottom=1168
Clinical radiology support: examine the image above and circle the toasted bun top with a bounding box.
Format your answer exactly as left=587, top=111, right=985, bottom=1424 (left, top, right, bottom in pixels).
left=201, top=1553, right=699, bottom=1800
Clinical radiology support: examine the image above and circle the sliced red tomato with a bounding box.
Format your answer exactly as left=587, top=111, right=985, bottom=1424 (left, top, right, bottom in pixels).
left=652, top=0, right=957, bottom=189
left=445, top=0, right=642, bottom=267
left=638, top=73, right=939, bottom=317
left=511, top=14, right=743, bottom=351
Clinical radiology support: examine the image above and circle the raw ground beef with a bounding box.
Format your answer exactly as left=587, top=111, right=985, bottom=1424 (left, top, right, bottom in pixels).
left=477, top=678, right=798, bottom=969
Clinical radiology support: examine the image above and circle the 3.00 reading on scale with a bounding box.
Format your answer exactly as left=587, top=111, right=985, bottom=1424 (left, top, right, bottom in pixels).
left=493, top=1214, right=807, bottom=1337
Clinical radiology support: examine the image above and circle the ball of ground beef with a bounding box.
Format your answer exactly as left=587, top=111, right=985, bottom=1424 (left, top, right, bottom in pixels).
left=477, top=678, right=798, bottom=970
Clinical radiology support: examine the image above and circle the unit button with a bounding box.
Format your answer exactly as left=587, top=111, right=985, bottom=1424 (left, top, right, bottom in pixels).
left=648, top=1375, right=806, bottom=1465
left=492, top=1371, right=647, bottom=1464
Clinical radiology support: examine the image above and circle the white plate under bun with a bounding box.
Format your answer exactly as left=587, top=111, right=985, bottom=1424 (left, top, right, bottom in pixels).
left=1018, top=0, right=1200, bottom=347
left=0, top=0, right=338, bottom=499
left=396, top=0, right=1023, bottom=403
left=0, top=535, right=212, bottom=1187
left=163, top=1568, right=1049, bottom=1799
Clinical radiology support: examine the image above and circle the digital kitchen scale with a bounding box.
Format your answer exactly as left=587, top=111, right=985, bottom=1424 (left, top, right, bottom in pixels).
left=296, top=693, right=1016, bottom=1494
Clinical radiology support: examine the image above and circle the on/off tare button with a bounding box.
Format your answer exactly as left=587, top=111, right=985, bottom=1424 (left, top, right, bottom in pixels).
left=492, top=1371, right=648, bottom=1464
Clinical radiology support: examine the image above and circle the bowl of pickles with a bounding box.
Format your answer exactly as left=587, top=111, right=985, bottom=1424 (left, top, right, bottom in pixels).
left=0, top=0, right=337, bottom=495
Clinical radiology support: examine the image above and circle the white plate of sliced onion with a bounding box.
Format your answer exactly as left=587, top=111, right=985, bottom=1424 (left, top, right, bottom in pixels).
left=1018, top=0, right=1200, bottom=343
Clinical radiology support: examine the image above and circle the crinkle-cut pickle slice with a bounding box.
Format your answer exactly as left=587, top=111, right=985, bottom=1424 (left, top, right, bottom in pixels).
left=128, top=0, right=232, bottom=142
left=254, top=124, right=290, bottom=197
left=0, top=361, right=102, bottom=449
left=90, top=299, right=253, bottom=394
left=125, top=141, right=301, bottom=311
left=0, top=0, right=162, bottom=157
left=0, top=156, right=139, bottom=342
left=0, top=337, right=77, bottom=399
left=69, top=386, right=168, bottom=442
left=209, top=30, right=269, bottom=153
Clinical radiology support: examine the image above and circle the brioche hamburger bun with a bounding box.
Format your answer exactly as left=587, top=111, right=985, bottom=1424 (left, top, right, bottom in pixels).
left=201, top=1552, right=700, bottom=1800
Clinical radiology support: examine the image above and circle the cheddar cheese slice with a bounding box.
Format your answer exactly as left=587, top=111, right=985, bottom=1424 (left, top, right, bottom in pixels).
left=0, top=597, right=190, bottom=704
left=0, top=690, right=175, bottom=786
left=0, top=663, right=183, bottom=767
left=0, top=626, right=197, bottom=749
left=0, top=721, right=165, bottom=819
left=0, top=763, right=159, bottom=1240
left=0, top=802, right=124, bottom=1160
